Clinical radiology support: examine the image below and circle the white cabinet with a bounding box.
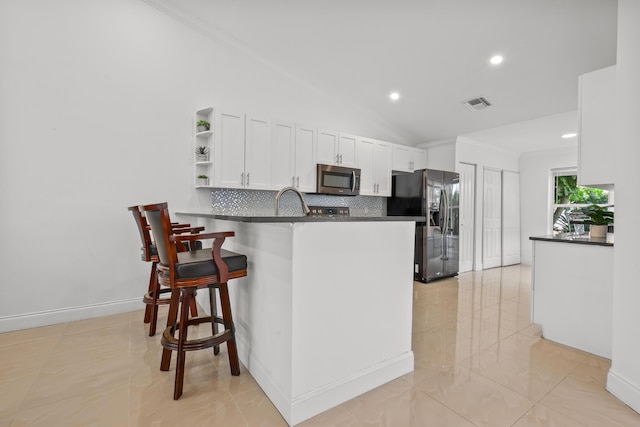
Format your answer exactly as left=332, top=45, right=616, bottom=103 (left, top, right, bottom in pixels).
left=410, top=147, right=427, bottom=171
left=194, top=107, right=214, bottom=188
left=316, top=129, right=339, bottom=165
left=338, top=133, right=357, bottom=167
left=356, top=137, right=391, bottom=196
left=316, top=129, right=357, bottom=166
left=214, top=109, right=245, bottom=188
left=294, top=125, right=317, bottom=192
left=214, top=110, right=272, bottom=189
left=271, top=121, right=296, bottom=189
left=392, top=144, right=427, bottom=172
left=375, top=142, right=392, bottom=196
left=244, top=114, right=272, bottom=190
left=271, top=122, right=316, bottom=192
left=578, top=65, right=616, bottom=188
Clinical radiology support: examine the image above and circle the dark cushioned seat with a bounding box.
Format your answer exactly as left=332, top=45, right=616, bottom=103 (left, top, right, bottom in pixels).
left=176, top=249, right=247, bottom=279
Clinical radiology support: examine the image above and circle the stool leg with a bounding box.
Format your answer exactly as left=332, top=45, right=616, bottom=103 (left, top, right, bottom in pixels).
left=209, top=286, right=220, bottom=355
left=148, top=262, right=159, bottom=336
left=161, top=288, right=180, bottom=372
left=218, top=283, right=240, bottom=376
left=143, top=262, right=156, bottom=324
left=174, top=287, right=194, bottom=400
left=189, top=293, right=198, bottom=318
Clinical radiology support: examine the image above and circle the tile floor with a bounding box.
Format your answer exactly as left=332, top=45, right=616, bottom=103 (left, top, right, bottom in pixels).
left=1, top=265, right=639, bottom=426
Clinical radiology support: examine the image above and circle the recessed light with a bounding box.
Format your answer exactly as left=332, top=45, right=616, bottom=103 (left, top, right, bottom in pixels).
left=490, top=55, right=503, bottom=65
left=561, top=133, right=577, bottom=139
left=389, top=92, right=400, bottom=101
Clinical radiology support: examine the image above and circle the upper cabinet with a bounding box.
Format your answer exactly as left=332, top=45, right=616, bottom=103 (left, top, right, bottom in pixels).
left=392, top=144, right=427, bottom=173
left=316, top=129, right=357, bottom=167
left=578, top=65, right=616, bottom=188
left=294, top=125, right=317, bottom=192
left=356, top=137, right=392, bottom=196
left=244, top=114, right=272, bottom=190
left=271, top=121, right=316, bottom=192
left=213, top=110, right=272, bottom=190
left=197, top=105, right=426, bottom=196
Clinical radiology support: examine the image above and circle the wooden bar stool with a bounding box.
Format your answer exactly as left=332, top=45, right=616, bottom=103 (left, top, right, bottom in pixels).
left=143, top=202, right=247, bottom=399
left=128, top=205, right=202, bottom=336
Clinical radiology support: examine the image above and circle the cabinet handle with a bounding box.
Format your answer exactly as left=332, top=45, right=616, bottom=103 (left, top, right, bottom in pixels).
left=296, top=176, right=300, bottom=187
left=336, top=154, right=340, bottom=164
left=292, top=176, right=295, bottom=187
left=246, top=173, right=250, bottom=186
left=340, top=154, right=343, bottom=164
left=241, top=172, right=244, bottom=186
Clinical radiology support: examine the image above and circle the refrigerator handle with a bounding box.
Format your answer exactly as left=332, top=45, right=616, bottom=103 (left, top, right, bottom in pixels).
left=439, top=189, right=447, bottom=234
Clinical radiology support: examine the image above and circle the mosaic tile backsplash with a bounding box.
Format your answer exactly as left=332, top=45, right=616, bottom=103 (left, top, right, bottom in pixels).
left=210, top=189, right=386, bottom=217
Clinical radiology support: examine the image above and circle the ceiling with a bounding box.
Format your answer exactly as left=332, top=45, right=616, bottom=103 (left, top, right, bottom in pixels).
left=147, top=0, right=618, bottom=152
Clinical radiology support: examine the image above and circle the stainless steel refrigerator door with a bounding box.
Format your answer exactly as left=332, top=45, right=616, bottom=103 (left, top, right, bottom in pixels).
left=443, top=171, right=460, bottom=277
left=424, top=170, right=445, bottom=281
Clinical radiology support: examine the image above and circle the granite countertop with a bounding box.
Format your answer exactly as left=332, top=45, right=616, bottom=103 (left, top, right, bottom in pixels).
left=175, top=212, right=426, bottom=223
left=529, top=233, right=613, bottom=247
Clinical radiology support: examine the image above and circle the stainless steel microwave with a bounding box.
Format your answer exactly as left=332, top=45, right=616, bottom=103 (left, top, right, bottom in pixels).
left=316, top=164, right=361, bottom=196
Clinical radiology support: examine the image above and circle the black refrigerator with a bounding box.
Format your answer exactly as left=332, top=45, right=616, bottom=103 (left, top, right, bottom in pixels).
left=387, top=169, right=459, bottom=282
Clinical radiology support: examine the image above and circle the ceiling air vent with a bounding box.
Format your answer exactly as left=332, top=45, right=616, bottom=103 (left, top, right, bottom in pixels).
left=463, top=96, right=492, bottom=111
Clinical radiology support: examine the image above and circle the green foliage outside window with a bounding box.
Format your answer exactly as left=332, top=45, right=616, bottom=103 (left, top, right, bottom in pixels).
left=552, top=175, right=609, bottom=234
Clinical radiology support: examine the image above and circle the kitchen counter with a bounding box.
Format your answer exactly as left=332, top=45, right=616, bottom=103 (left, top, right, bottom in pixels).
left=176, top=212, right=425, bottom=223
left=529, top=233, right=613, bottom=246
left=175, top=213, right=416, bottom=426
left=530, top=236, right=612, bottom=358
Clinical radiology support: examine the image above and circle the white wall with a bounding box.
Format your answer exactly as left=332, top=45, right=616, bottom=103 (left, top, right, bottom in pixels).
left=456, top=137, right=520, bottom=270
left=608, top=0, right=640, bottom=413
left=518, top=146, right=577, bottom=264
left=0, top=0, right=411, bottom=331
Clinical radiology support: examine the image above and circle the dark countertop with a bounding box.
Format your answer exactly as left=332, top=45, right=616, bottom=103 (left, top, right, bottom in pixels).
left=175, top=212, right=425, bottom=223
left=529, top=233, right=613, bottom=247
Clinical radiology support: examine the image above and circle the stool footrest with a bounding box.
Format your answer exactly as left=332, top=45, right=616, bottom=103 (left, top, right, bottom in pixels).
left=161, top=315, right=234, bottom=353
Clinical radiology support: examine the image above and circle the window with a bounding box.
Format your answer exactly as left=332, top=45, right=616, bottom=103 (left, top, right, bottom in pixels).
left=551, top=169, right=609, bottom=235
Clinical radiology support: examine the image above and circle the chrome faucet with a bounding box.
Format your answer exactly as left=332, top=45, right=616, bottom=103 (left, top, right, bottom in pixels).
left=275, top=187, right=311, bottom=216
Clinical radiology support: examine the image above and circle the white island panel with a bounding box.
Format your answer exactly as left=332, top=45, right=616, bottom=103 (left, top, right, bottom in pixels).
left=190, top=217, right=415, bottom=426
left=532, top=239, right=613, bottom=358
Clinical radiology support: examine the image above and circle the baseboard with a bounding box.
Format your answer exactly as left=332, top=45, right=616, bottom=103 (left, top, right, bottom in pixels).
left=289, top=352, right=414, bottom=425
left=607, top=368, right=640, bottom=414
left=236, top=334, right=414, bottom=426
left=0, top=298, right=143, bottom=333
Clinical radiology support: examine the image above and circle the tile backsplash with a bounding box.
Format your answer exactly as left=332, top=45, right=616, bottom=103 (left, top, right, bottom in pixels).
left=210, top=188, right=385, bottom=217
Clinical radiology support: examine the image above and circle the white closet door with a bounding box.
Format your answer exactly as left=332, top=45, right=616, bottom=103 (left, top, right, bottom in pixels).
left=458, top=163, right=475, bottom=273
left=483, top=168, right=502, bottom=269
left=502, top=170, right=521, bottom=266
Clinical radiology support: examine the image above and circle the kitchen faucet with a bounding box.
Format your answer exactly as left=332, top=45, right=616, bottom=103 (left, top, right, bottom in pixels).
left=275, top=187, right=311, bottom=216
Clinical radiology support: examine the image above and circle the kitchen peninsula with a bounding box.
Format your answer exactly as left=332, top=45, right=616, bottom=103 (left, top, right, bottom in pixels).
left=176, top=212, right=422, bottom=426
left=530, top=234, right=613, bottom=358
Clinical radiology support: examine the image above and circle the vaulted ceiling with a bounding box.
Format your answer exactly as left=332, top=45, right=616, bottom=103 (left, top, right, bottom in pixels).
left=147, top=0, right=618, bottom=152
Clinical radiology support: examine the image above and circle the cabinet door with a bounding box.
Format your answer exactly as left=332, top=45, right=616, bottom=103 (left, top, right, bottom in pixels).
left=392, top=144, right=411, bottom=172
left=356, top=137, right=376, bottom=195
left=271, top=121, right=295, bottom=189
left=374, top=141, right=392, bottom=196
left=295, top=124, right=317, bottom=192
left=338, top=133, right=357, bottom=167
left=578, top=65, right=616, bottom=187
left=317, top=129, right=338, bottom=165
left=410, top=147, right=427, bottom=171
left=214, top=110, right=245, bottom=188
left=245, top=114, right=272, bottom=190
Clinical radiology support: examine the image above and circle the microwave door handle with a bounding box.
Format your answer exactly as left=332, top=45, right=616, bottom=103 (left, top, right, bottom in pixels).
left=351, top=170, right=356, bottom=192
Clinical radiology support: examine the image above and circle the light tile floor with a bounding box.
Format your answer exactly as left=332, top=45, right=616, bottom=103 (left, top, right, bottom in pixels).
left=1, top=265, right=639, bottom=426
